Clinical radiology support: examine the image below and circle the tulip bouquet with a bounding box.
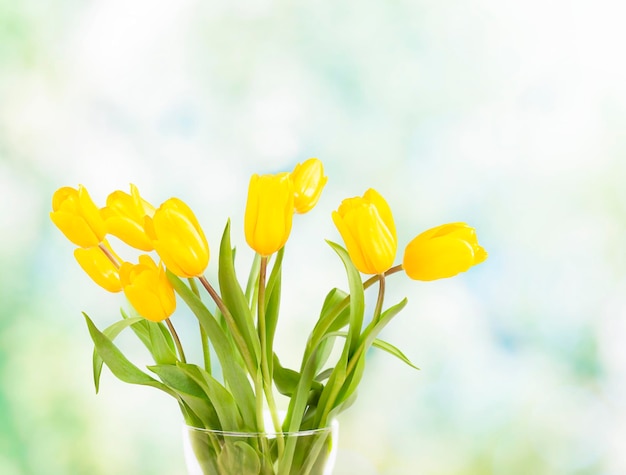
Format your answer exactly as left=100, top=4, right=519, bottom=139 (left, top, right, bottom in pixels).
left=50, top=158, right=486, bottom=475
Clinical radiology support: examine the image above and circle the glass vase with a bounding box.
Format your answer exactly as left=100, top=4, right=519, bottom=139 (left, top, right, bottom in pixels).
left=183, top=419, right=338, bottom=475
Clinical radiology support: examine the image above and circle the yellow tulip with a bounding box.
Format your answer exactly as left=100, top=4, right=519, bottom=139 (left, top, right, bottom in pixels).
left=245, top=172, right=294, bottom=256
left=402, top=222, right=487, bottom=281
left=332, top=188, right=397, bottom=275
left=145, top=198, right=210, bottom=277
left=50, top=185, right=106, bottom=248
left=119, top=255, right=176, bottom=322
left=291, top=158, right=328, bottom=214
left=102, top=184, right=155, bottom=251
left=74, top=241, right=122, bottom=293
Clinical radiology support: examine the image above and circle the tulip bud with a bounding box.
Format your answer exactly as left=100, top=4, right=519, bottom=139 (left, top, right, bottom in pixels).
left=291, top=158, right=328, bottom=214
left=119, top=255, right=176, bottom=322
left=402, top=222, right=487, bottom=281
left=102, top=184, right=155, bottom=251
left=74, top=241, right=122, bottom=293
left=145, top=198, right=210, bottom=278
left=245, top=172, right=294, bottom=256
left=332, top=188, right=397, bottom=275
left=50, top=185, right=106, bottom=248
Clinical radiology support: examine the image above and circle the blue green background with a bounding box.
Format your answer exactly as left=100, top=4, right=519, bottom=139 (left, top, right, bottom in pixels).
left=1, top=0, right=624, bottom=473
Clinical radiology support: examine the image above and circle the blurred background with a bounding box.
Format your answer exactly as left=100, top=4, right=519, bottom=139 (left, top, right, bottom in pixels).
left=1, top=0, right=625, bottom=473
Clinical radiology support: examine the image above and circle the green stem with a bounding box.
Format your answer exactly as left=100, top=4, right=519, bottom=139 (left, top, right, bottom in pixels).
left=189, top=278, right=211, bottom=373
left=257, top=256, right=284, bottom=454
left=253, top=373, right=272, bottom=463
left=258, top=257, right=268, bottom=370
left=198, top=276, right=256, bottom=376
left=165, top=318, right=187, bottom=364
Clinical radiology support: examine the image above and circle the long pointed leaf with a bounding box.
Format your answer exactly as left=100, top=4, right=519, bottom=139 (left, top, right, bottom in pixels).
left=325, top=241, right=364, bottom=355
left=244, top=253, right=261, bottom=308
left=264, top=247, right=284, bottom=376
left=83, top=313, right=176, bottom=398
left=371, top=338, right=419, bottom=370
left=313, top=241, right=365, bottom=426
left=147, top=320, right=178, bottom=365
left=327, top=299, right=410, bottom=416
left=218, top=221, right=261, bottom=366
left=177, top=363, right=244, bottom=431
left=148, top=364, right=220, bottom=428
left=323, top=330, right=420, bottom=371
left=360, top=298, right=409, bottom=352
left=304, top=288, right=349, bottom=366
left=168, top=272, right=258, bottom=429
left=122, top=308, right=177, bottom=365
left=92, top=316, right=143, bottom=393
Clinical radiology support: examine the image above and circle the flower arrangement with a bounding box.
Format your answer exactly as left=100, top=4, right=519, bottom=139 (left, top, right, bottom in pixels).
left=50, top=159, right=487, bottom=474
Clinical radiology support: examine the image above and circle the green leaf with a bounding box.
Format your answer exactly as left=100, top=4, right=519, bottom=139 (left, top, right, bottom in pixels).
left=371, top=338, right=420, bottom=370
left=305, top=288, right=349, bottom=366
left=92, top=316, right=143, bottom=393
left=322, top=330, right=420, bottom=371
left=279, top=330, right=343, bottom=473
left=326, top=242, right=364, bottom=356
left=178, top=399, right=205, bottom=428
left=313, top=241, right=365, bottom=427
left=273, top=355, right=300, bottom=397
left=312, top=343, right=348, bottom=427
left=218, top=220, right=261, bottom=366
left=217, top=441, right=261, bottom=475
left=168, top=272, right=258, bottom=430
left=121, top=308, right=177, bottom=365
left=244, top=252, right=261, bottom=308
left=334, top=299, right=409, bottom=416
left=148, top=364, right=206, bottom=397
left=147, top=321, right=178, bottom=365
left=334, top=351, right=366, bottom=409
left=176, top=363, right=244, bottom=432
left=83, top=313, right=176, bottom=398
left=148, top=364, right=220, bottom=428
left=360, top=298, right=409, bottom=352
left=121, top=307, right=152, bottom=348
left=273, top=354, right=323, bottom=398
left=264, top=247, right=284, bottom=375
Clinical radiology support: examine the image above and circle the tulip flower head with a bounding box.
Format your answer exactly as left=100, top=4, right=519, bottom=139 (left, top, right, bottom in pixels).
left=145, top=198, right=210, bottom=278
left=291, top=158, right=328, bottom=214
left=245, top=172, right=294, bottom=256
left=74, top=241, right=123, bottom=293
left=119, top=255, right=176, bottom=322
left=102, top=184, right=156, bottom=251
left=332, top=188, right=397, bottom=275
left=50, top=185, right=106, bottom=248
left=403, top=222, right=487, bottom=281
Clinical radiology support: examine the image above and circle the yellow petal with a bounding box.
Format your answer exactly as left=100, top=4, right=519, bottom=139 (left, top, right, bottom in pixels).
left=292, top=158, right=328, bottom=214
left=363, top=188, right=396, bottom=242
left=51, top=211, right=102, bottom=248
left=121, top=255, right=175, bottom=322
left=149, top=198, right=210, bottom=277
left=332, top=190, right=398, bottom=275
left=403, top=236, right=475, bottom=281
left=245, top=172, right=293, bottom=256
left=74, top=246, right=122, bottom=292
left=77, top=185, right=106, bottom=242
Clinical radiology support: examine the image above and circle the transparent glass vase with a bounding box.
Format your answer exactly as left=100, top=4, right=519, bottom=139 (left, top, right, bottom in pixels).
left=183, top=419, right=339, bottom=475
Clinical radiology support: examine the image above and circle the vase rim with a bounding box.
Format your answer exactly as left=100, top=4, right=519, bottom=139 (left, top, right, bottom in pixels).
left=184, top=419, right=338, bottom=438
